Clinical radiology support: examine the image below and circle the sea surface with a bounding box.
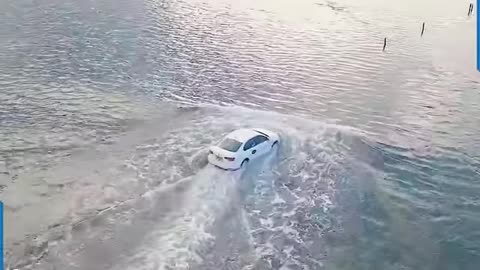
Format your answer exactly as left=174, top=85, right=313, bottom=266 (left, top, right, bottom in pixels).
left=1, top=0, right=479, bottom=269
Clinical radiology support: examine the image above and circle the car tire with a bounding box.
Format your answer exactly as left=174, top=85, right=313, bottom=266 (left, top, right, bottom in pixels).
left=241, top=159, right=249, bottom=168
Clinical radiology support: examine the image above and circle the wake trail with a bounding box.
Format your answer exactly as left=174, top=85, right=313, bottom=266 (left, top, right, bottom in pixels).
left=119, top=166, right=241, bottom=270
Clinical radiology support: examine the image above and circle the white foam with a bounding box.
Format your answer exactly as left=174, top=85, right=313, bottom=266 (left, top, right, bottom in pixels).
left=271, top=192, right=286, bottom=205
left=319, top=194, right=333, bottom=213
left=119, top=167, right=239, bottom=270
left=260, top=217, right=274, bottom=228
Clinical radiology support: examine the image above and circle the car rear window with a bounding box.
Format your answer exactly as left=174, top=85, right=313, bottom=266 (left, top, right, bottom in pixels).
left=219, top=138, right=242, bottom=152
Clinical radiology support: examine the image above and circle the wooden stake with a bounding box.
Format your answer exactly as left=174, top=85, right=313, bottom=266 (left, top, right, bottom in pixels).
left=383, top=38, right=387, bottom=51
left=421, top=22, right=425, bottom=37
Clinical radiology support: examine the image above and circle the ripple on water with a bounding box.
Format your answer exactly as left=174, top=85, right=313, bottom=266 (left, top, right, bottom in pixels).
left=1, top=0, right=480, bottom=269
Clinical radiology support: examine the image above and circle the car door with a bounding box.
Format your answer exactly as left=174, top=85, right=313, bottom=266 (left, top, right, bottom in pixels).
left=253, top=135, right=270, bottom=156
left=243, top=135, right=269, bottom=160
left=243, top=137, right=258, bottom=160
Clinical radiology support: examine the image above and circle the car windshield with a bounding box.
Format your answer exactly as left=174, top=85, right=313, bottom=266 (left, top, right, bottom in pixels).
left=219, top=138, right=242, bottom=152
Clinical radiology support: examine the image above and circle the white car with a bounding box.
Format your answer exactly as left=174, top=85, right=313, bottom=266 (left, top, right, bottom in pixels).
left=208, top=128, right=280, bottom=170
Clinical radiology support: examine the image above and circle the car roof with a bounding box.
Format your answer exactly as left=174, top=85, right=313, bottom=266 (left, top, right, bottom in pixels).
left=225, top=128, right=264, bottom=142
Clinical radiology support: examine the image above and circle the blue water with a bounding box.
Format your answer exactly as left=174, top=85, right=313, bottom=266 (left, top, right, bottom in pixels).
left=0, top=0, right=479, bottom=269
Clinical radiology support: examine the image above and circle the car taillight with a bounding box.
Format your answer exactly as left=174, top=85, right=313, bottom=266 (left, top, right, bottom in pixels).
left=224, top=157, right=235, bottom=161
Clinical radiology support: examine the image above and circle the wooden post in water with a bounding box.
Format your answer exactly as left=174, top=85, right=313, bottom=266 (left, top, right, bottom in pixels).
left=421, top=22, right=425, bottom=37
left=383, top=37, right=387, bottom=51
left=468, top=3, right=474, bottom=16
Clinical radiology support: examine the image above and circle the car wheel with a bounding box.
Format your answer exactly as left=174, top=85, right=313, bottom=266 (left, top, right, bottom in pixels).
left=241, top=159, right=249, bottom=168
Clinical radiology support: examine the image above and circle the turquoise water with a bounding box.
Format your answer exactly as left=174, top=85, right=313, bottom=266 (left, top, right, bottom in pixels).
left=0, top=0, right=479, bottom=269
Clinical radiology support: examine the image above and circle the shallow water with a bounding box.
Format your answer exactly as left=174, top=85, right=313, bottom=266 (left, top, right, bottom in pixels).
left=1, top=0, right=479, bottom=269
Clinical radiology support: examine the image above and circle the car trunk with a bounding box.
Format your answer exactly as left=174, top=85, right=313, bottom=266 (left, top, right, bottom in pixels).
left=210, top=146, right=236, bottom=161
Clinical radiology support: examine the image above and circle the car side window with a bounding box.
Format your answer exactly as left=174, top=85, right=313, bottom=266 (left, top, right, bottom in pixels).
left=255, top=135, right=268, bottom=145
left=243, top=138, right=256, bottom=151
left=244, top=136, right=269, bottom=151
